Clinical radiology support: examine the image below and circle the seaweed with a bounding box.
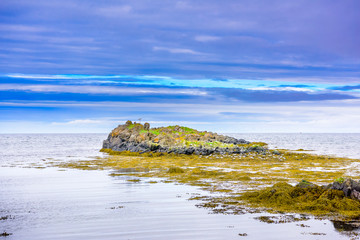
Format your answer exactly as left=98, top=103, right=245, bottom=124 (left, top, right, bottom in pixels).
left=54, top=146, right=360, bottom=220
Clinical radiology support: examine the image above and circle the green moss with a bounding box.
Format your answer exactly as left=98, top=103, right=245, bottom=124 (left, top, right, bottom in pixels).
left=335, top=177, right=345, bottom=184
left=168, top=167, right=185, bottom=174
left=296, top=179, right=316, bottom=188
left=139, top=129, right=160, bottom=135
left=205, top=141, right=235, bottom=148
left=127, top=179, right=141, bottom=183
left=240, top=183, right=360, bottom=220
left=56, top=145, right=360, bottom=221
left=100, top=149, right=142, bottom=156
left=239, top=142, right=268, bottom=147
left=180, top=126, right=197, bottom=134
left=256, top=216, right=275, bottom=223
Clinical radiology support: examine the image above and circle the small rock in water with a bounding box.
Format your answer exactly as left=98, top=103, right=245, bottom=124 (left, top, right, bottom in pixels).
left=1, top=231, right=12, bottom=237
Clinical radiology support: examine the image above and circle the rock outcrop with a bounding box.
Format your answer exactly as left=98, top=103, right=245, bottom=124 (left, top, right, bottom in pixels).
left=325, top=178, right=360, bottom=201
left=297, top=178, right=360, bottom=201
left=102, top=121, right=263, bottom=155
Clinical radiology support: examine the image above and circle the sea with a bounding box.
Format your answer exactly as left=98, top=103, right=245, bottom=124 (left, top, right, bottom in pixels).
left=0, top=133, right=359, bottom=240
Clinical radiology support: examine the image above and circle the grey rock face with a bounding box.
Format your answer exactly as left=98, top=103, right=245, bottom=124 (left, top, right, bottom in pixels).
left=325, top=178, right=360, bottom=200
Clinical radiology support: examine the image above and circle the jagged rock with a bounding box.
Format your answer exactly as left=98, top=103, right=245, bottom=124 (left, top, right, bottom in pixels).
left=325, top=178, right=360, bottom=200
left=102, top=121, right=255, bottom=155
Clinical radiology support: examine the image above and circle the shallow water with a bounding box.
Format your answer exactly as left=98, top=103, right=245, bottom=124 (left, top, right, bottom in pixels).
left=0, top=167, right=350, bottom=240
left=229, top=133, right=360, bottom=159
left=0, top=133, right=359, bottom=239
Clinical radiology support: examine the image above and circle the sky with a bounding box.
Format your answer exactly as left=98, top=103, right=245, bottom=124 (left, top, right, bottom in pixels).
left=0, top=0, right=360, bottom=133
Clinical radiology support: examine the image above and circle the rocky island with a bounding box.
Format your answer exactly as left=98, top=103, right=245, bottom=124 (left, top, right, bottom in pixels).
left=102, top=120, right=265, bottom=155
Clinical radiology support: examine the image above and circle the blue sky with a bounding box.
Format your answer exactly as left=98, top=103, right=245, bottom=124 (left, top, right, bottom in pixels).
left=1, top=1, right=360, bottom=133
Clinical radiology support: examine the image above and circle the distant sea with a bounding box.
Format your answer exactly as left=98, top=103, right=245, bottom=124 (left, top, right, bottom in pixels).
left=229, top=133, right=360, bottom=159
left=0, top=133, right=359, bottom=240
left=1, top=133, right=359, bottom=165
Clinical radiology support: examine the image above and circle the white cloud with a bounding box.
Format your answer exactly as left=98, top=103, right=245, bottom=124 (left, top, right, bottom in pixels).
left=66, top=119, right=103, bottom=124
left=153, top=46, right=202, bottom=55
left=51, top=119, right=102, bottom=125
left=0, top=84, right=207, bottom=96
left=248, top=87, right=314, bottom=92
left=0, top=24, right=48, bottom=33
left=97, top=5, right=132, bottom=17
left=194, top=35, right=220, bottom=42
left=2, top=99, right=360, bottom=133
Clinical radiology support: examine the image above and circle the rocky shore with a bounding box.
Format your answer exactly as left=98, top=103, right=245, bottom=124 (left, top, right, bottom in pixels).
left=102, top=121, right=265, bottom=155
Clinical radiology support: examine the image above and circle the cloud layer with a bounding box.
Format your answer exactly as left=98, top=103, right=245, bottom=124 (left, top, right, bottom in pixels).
left=0, top=74, right=359, bottom=133
left=1, top=1, right=360, bottom=133
left=1, top=0, right=359, bottom=79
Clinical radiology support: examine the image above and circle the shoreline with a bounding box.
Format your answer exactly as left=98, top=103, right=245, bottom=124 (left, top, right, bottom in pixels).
left=55, top=146, right=360, bottom=222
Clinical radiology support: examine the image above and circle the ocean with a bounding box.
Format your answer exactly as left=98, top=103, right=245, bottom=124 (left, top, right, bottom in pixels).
left=0, top=133, right=359, bottom=240
left=230, top=133, right=360, bottom=159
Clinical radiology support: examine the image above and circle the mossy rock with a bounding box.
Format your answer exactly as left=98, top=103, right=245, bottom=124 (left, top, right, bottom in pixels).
left=103, top=121, right=252, bottom=155
left=296, top=180, right=316, bottom=188
left=241, top=180, right=360, bottom=219
left=168, top=167, right=185, bottom=174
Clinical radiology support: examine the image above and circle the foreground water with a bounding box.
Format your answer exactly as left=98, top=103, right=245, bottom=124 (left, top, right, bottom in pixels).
left=1, top=133, right=359, bottom=239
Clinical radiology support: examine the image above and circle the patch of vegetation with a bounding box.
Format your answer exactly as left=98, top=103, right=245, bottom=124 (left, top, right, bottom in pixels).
left=109, top=121, right=256, bottom=152
left=335, top=177, right=345, bottom=184
left=241, top=182, right=360, bottom=220
left=127, top=179, right=141, bottom=183
left=126, top=123, right=143, bottom=130
left=168, top=167, right=185, bottom=174
left=180, top=126, right=197, bottom=134
left=54, top=147, right=360, bottom=221
left=140, top=129, right=161, bottom=135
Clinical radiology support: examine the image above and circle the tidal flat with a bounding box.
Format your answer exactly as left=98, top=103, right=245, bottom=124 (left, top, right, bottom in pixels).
left=54, top=149, right=360, bottom=235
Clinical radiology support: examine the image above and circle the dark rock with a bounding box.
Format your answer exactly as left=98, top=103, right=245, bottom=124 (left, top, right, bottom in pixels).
left=144, top=122, right=150, bottom=130
left=332, top=220, right=360, bottom=231
left=325, top=178, right=360, bottom=200
left=0, top=232, right=12, bottom=237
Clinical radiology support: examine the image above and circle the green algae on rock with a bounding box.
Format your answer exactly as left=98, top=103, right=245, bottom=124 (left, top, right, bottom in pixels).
left=102, top=121, right=266, bottom=155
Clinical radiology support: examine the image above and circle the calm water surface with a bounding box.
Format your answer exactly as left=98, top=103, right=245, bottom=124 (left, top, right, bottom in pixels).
left=0, top=133, right=359, bottom=239
left=230, top=133, right=360, bottom=159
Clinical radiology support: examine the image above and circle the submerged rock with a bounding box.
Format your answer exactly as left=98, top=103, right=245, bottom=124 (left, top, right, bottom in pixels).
left=102, top=121, right=259, bottom=155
